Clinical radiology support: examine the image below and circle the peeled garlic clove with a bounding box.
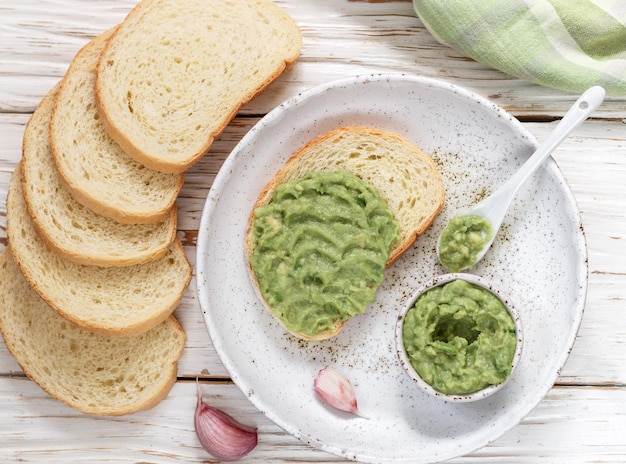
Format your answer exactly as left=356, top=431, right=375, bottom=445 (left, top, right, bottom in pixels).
left=314, top=368, right=364, bottom=417
left=195, top=382, right=258, bottom=461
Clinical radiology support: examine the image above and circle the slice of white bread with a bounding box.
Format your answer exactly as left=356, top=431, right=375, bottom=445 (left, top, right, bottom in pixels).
left=95, top=0, right=302, bottom=174
left=22, top=84, right=177, bottom=267
left=7, top=163, right=192, bottom=337
left=0, top=249, right=186, bottom=416
left=245, top=126, right=445, bottom=340
left=50, top=28, right=184, bottom=225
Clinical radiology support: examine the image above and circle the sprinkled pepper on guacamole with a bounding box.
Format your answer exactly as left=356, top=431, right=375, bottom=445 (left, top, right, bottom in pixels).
left=402, top=279, right=517, bottom=395
left=250, top=170, right=400, bottom=337
left=438, top=215, right=493, bottom=272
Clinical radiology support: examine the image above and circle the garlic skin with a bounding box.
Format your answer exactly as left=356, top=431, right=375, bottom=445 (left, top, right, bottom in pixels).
left=314, top=368, right=364, bottom=417
left=195, top=382, right=258, bottom=461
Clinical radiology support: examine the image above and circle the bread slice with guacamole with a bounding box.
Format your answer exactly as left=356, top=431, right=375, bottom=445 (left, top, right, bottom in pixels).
left=245, top=126, right=445, bottom=341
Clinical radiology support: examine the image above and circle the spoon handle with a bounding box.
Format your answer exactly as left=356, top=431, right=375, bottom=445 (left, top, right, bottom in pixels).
left=496, top=86, right=606, bottom=202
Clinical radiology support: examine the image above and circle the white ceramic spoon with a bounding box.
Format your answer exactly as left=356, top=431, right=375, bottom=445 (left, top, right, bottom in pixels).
left=437, top=85, right=606, bottom=272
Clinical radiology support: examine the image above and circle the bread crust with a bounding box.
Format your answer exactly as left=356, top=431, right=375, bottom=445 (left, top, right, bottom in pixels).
left=245, top=126, right=445, bottom=341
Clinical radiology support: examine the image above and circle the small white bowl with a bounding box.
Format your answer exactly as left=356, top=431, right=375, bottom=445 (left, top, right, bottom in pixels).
left=395, top=273, right=523, bottom=402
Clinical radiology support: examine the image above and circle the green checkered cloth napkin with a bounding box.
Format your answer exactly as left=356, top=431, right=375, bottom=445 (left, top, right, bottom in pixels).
left=413, top=0, right=626, bottom=95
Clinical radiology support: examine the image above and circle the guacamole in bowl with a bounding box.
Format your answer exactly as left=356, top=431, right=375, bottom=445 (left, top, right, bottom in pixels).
left=396, top=273, right=523, bottom=401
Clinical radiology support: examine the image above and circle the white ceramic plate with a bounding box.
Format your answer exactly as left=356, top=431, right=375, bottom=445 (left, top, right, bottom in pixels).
left=196, top=74, right=587, bottom=463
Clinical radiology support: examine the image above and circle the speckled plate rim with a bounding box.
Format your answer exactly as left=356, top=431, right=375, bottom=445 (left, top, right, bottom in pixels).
left=196, top=73, right=587, bottom=463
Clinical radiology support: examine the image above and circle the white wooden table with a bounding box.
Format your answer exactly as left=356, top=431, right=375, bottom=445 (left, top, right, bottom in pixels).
left=1, top=1, right=626, bottom=462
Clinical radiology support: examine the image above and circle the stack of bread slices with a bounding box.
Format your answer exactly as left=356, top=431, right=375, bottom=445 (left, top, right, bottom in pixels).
left=0, top=0, right=301, bottom=415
